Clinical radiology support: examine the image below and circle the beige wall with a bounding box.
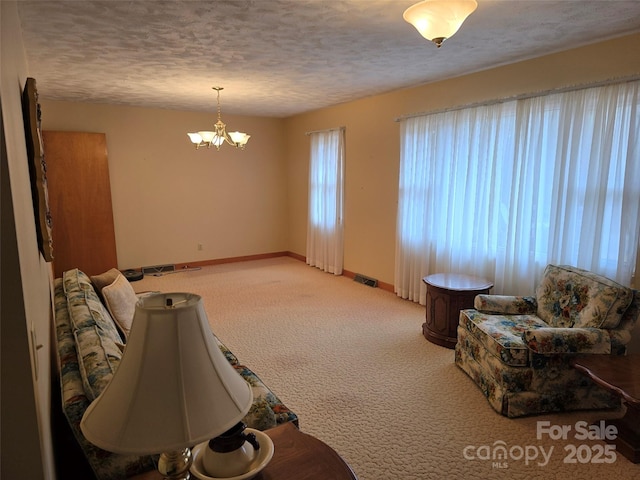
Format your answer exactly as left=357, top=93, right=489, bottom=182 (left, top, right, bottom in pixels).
left=41, top=102, right=287, bottom=269
left=37, top=32, right=640, bottom=288
left=41, top=33, right=640, bottom=286
left=285, top=33, right=640, bottom=287
left=1, top=1, right=55, bottom=478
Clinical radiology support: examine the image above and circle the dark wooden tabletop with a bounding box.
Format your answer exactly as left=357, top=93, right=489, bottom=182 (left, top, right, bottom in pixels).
left=423, top=273, right=493, bottom=291
left=258, top=422, right=357, bottom=480
left=571, top=354, right=640, bottom=406
left=132, top=422, right=357, bottom=480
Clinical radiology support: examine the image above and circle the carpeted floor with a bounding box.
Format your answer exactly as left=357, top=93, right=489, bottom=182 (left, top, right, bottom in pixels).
left=134, top=257, right=640, bottom=480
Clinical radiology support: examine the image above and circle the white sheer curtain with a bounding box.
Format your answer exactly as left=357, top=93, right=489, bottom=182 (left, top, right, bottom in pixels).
left=395, top=80, right=640, bottom=303
left=306, top=128, right=345, bottom=274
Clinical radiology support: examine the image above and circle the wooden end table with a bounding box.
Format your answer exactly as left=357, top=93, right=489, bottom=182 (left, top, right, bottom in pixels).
left=571, top=354, right=640, bottom=463
left=422, top=273, right=493, bottom=349
left=132, top=422, right=357, bottom=479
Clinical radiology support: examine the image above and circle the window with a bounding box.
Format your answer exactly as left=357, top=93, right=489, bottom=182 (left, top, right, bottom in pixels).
left=306, top=128, right=345, bottom=274
left=395, top=81, right=640, bottom=302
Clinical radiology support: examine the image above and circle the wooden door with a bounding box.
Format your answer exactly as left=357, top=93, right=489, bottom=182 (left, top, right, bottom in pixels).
left=43, top=131, right=118, bottom=278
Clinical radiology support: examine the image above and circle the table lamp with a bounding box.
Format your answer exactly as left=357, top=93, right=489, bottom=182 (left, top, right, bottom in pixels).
left=81, top=292, right=253, bottom=479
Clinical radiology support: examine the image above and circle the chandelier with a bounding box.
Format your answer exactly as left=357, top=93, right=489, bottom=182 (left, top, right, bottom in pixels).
left=187, top=87, right=250, bottom=150
left=403, top=0, right=477, bottom=48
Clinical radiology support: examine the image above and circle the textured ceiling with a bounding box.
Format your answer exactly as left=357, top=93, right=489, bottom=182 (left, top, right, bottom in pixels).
left=17, top=0, right=640, bottom=118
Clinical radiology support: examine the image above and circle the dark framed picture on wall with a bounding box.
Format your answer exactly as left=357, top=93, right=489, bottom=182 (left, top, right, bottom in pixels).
left=22, top=77, right=54, bottom=262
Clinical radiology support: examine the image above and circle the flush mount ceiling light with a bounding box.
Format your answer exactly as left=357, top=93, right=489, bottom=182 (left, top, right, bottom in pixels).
left=403, top=0, right=478, bottom=48
left=187, top=87, right=250, bottom=150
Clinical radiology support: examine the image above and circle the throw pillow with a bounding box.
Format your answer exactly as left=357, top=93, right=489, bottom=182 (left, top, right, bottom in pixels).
left=91, top=267, right=121, bottom=293
left=102, top=274, right=139, bottom=340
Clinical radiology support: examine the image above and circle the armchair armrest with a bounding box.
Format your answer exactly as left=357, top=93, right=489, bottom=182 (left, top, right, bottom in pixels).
left=523, top=327, right=611, bottom=355
left=474, top=295, right=537, bottom=315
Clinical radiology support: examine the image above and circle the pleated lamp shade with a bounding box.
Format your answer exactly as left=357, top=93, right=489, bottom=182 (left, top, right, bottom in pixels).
left=81, top=292, right=252, bottom=455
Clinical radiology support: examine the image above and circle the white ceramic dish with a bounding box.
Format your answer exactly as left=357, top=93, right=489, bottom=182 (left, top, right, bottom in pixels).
left=189, top=429, right=275, bottom=480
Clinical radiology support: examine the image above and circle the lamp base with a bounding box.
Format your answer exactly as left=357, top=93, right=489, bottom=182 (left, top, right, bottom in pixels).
left=158, top=448, right=192, bottom=480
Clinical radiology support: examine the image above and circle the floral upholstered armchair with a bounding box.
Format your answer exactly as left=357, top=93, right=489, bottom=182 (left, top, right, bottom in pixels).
left=455, top=264, right=639, bottom=418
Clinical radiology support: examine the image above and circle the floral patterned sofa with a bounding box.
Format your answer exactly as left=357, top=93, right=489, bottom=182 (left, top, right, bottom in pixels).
left=53, top=268, right=298, bottom=479
left=455, top=264, right=639, bottom=418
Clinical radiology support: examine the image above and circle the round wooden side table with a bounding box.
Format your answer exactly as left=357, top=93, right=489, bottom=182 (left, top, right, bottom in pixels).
left=422, top=273, right=493, bottom=349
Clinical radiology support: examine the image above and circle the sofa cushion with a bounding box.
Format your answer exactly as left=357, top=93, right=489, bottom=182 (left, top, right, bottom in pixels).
left=234, top=365, right=298, bottom=428
left=535, top=264, right=633, bottom=329
left=456, top=326, right=534, bottom=390
left=63, top=269, right=124, bottom=344
left=215, top=337, right=239, bottom=366
left=53, top=278, right=86, bottom=402
left=459, top=309, right=549, bottom=367
left=102, top=274, right=138, bottom=340
left=74, top=326, right=124, bottom=401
